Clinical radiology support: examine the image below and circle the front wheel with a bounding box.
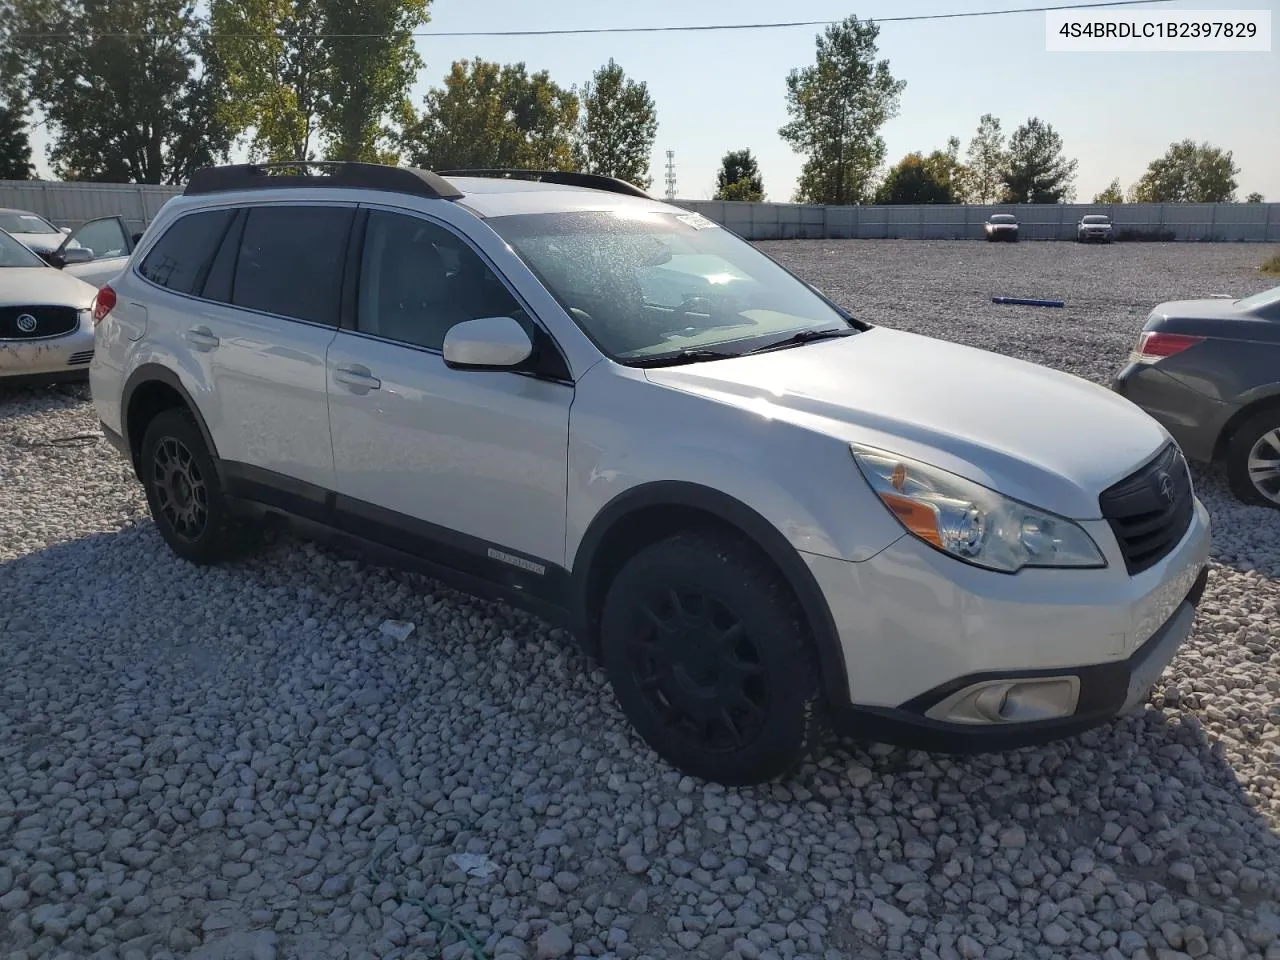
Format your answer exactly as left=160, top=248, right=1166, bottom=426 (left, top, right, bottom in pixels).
left=1226, top=409, right=1280, bottom=508
left=599, top=531, right=826, bottom=786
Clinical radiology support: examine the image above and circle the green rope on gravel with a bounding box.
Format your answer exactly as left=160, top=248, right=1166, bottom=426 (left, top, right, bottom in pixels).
left=366, top=838, right=491, bottom=960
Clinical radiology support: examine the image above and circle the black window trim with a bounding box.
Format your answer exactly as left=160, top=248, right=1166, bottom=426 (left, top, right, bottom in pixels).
left=131, top=199, right=360, bottom=333
left=340, top=201, right=575, bottom=385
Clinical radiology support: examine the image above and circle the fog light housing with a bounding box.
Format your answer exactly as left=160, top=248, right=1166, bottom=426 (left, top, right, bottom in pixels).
left=925, top=676, right=1081, bottom=724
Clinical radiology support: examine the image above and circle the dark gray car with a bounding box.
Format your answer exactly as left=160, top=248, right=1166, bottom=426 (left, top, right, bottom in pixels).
left=1113, top=284, right=1280, bottom=508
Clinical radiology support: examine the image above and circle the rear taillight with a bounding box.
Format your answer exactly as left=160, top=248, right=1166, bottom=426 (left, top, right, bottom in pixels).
left=1135, top=331, right=1204, bottom=361
left=92, top=285, right=116, bottom=324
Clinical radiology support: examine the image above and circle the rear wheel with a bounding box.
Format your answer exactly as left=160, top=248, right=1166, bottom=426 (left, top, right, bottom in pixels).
left=140, top=408, right=252, bottom=562
left=599, top=531, right=826, bottom=785
left=1226, top=409, right=1280, bottom=508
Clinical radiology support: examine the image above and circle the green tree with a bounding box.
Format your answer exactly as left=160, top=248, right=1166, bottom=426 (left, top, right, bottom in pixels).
left=923, top=136, right=970, bottom=202
left=1094, top=178, right=1125, bottom=204
left=875, top=152, right=953, bottom=204
left=1000, top=117, right=1077, bottom=203
left=401, top=59, right=579, bottom=172
left=573, top=59, right=657, bottom=189
left=1131, top=140, right=1239, bottom=203
left=210, top=0, right=325, bottom=162
left=5, top=0, right=233, bottom=183
left=1246, top=191, right=1265, bottom=203
left=965, top=113, right=1005, bottom=204
left=0, top=99, right=34, bottom=179
left=779, top=15, right=906, bottom=205
left=316, top=0, right=430, bottom=162
left=713, top=149, right=764, bottom=201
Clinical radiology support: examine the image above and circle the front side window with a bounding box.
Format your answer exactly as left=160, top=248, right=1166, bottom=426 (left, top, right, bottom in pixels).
left=231, top=205, right=354, bottom=325
left=356, top=210, right=522, bottom=350
left=0, top=212, right=59, bottom=235
left=0, top=229, right=48, bottom=268
left=487, top=209, right=856, bottom=362
left=68, top=218, right=129, bottom=260
left=139, top=209, right=235, bottom=295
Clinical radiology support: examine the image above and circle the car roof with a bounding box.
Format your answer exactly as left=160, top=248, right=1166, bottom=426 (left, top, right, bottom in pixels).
left=0, top=207, right=47, bottom=217
left=172, top=164, right=676, bottom=222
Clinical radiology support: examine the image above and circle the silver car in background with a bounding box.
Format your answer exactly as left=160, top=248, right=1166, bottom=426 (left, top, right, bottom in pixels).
left=0, top=207, right=71, bottom=256
left=1078, top=215, right=1114, bottom=243
left=0, top=228, right=98, bottom=386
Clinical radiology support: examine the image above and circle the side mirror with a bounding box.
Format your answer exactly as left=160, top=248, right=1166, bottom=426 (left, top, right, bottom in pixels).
left=57, top=247, right=94, bottom=266
left=60, top=226, right=72, bottom=234
left=442, top=316, right=534, bottom=370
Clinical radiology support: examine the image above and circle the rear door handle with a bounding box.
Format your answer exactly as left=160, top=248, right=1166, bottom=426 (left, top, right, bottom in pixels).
left=185, top=325, right=219, bottom=351
left=334, top=363, right=381, bottom=392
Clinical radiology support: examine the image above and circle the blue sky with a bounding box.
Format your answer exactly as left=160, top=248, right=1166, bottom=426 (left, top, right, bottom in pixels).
left=29, top=0, right=1280, bottom=202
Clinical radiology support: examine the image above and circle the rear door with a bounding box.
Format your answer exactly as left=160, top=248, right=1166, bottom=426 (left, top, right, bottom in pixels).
left=169, top=203, right=353, bottom=498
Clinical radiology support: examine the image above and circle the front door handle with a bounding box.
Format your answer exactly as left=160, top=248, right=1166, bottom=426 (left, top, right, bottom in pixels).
left=334, top=363, right=381, bottom=392
left=185, top=325, right=219, bottom=351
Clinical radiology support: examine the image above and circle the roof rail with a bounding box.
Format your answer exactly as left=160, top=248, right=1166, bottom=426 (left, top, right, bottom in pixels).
left=184, top=162, right=464, bottom=201
left=437, top=169, right=653, bottom=200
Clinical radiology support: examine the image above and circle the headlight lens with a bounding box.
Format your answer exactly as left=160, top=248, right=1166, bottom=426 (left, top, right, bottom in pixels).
left=850, top=443, right=1106, bottom=573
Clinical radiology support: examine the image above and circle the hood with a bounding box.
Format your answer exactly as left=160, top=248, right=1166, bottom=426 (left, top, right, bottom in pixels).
left=0, top=266, right=98, bottom=308
left=644, top=326, right=1171, bottom=519
left=10, top=233, right=64, bottom=254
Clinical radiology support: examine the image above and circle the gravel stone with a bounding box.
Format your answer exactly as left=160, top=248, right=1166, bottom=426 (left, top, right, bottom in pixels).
left=2, top=242, right=1278, bottom=960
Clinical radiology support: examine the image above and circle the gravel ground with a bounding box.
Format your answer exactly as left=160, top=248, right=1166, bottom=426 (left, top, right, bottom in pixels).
left=2, top=240, right=1280, bottom=960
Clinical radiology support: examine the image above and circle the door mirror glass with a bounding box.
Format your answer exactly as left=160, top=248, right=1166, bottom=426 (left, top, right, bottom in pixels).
left=442, top=316, right=534, bottom=370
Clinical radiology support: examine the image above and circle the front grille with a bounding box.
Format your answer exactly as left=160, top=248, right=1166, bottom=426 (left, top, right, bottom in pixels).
left=1099, top=444, right=1195, bottom=575
left=0, top=305, right=81, bottom=340
left=67, top=350, right=94, bottom=366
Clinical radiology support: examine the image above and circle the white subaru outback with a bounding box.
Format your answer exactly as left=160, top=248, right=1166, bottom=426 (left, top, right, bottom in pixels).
left=90, top=162, right=1211, bottom=786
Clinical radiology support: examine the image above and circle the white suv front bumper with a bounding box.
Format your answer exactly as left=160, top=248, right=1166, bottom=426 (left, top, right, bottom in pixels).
left=803, top=496, right=1211, bottom=749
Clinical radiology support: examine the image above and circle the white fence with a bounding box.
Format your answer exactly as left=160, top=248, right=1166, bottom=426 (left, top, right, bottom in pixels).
left=673, top=199, right=1280, bottom=242
left=3, top=179, right=1277, bottom=243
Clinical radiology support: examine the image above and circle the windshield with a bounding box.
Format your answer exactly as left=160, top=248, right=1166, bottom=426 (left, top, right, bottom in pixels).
left=1083, top=216, right=1109, bottom=224
left=0, top=212, right=60, bottom=235
left=0, top=230, right=48, bottom=268
left=1236, top=284, right=1280, bottom=313
left=487, top=209, right=855, bottom=363
left=990, top=215, right=1016, bottom=223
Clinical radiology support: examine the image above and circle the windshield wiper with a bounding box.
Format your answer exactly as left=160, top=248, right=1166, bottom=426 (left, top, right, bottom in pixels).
left=627, top=347, right=743, bottom=368
left=741, top=326, right=859, bottom=355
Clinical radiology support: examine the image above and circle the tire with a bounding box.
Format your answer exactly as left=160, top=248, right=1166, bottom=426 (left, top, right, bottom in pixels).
left=139, top=408, right=251, bottom=563
left=599, top=531, right=826, bottom=786
left=1225, top=408, right=1280, bottom=509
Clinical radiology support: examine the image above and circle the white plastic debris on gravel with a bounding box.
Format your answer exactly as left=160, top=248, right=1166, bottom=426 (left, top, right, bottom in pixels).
left=2, top=240, right=1279, bottom=960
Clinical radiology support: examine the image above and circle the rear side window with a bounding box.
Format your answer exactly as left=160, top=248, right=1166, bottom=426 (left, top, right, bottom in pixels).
left=139, top=209, right=235, bottom=294
left=231, top=205, right=354, bottom=326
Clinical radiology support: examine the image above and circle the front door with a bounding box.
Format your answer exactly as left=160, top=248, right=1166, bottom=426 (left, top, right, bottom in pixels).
left=325, top=207, right=574, bottom=580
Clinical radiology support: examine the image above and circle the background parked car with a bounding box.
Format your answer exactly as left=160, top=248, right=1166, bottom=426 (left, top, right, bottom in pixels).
left=984, top=214, right=1019, bottom=242
left=1078, top=215, right=1114, bottom=243
left=0, top=228, right=97, bottom=385
left=46, top=215, right=138, bottom=288
left=1113, top=283, right=1280, bottom=509
left=0, top=207, right=71, bottom=255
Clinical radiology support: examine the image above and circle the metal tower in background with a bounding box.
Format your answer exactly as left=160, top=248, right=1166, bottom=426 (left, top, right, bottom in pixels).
left=664, top=150, right=677, bottom=201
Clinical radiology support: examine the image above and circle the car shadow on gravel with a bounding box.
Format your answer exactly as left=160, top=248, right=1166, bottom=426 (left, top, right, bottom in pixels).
left=4, top=519, right=1279, bottom=960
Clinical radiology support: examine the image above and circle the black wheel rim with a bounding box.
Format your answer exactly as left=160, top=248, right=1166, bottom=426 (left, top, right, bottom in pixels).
left=624, top=585, right=768, bottom=752
left=152, top=436, right=208, bottom=540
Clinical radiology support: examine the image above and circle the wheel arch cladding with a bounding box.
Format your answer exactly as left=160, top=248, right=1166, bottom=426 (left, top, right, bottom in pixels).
left=123, top=365, right=222, bottom=484
left=571, top=481, right=850, bottom=707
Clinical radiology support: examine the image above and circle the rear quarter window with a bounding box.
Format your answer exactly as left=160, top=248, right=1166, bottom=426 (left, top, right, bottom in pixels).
left=138, top=209, right=236, bottom=295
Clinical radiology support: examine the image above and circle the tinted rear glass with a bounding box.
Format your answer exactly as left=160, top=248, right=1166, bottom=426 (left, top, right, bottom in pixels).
left=140, top=210, right=235, bottom=295
left=231, top=206, right=353, bottom=325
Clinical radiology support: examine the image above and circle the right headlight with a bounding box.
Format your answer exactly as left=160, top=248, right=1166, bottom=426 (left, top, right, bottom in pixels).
left=850, top=443, right=1106, bottom=573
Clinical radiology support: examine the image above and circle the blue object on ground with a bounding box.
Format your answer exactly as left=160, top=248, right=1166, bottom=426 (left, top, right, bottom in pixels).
left=992, top=296, right=1065, bottom=308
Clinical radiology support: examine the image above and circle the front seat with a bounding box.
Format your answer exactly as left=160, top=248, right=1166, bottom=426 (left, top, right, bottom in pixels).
left=377, top=241, right=466, bottom=348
